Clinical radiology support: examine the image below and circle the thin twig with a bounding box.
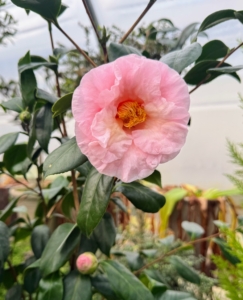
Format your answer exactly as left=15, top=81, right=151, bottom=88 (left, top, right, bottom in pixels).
left=119, top=0, right=157, bottom=44
left=81, top=0, right=100, bottom=41
left=71, top=170, right=80, bottom=212
left=2, top=172, right=38, bottom=194
left=134, top=232, right=220, bottom=275
left=189, top=42, right=243, bottom=94
left=55, top=24, right=97, bottom=67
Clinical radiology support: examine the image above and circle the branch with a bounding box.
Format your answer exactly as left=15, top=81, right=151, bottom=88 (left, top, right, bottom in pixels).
left=55, top=24, right=97, bottom=67
left=189, top=42, right=243, bottom=94
left=81, top=0, right=100, bottom=41
left=134, top=232, right=220, bottom=275
left=1, top=172, right=39, bottom=194
left=119, top=0, right=157, bottom=44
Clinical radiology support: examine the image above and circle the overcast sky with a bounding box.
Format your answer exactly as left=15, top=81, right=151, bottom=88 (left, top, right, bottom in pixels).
left=1, top=0, right=243, bottom=188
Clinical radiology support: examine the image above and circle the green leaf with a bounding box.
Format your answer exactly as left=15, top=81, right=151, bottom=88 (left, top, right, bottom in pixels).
left=0, top=132, right=19, bottom=154
left=173, top=23, right=198, bottom=49
left=161, top=43, right=202, bottom=73
left=31, top=225, right=50, bottom=259
left=196, top=40, right=229, bottom=62
left=42, top=176, right=69, bottom=204
left=79, top=233, right=98, bottom=255
left=158, top=235, right=175, bottom=246
left=58, top=4, right=68, bottom=17
left=108, top=42, right=141, bottom=61
left=52, top=92, right=73, bottom=117
left=235, top=10, right=243, bottom=24
left=35, top=88, right=57, bottom=104
left=11, top=0, right=62, bottom=24
left=61, top=191, right=75, bottom=220
left=114, top=182, right=165, bottom=213
left=0, top=197, right=20, bottom=222
left=92, top=212, right=116, bottom=256
left=27, top=112, right=37, bottom=159
left=77, top=167, right=114, bottom=236
left=91, top=274, right=119, bottom=300
left=1, top=98, right=24, bottom=113
left=160, top=290, right=196, bottom=300
left=5, top=284, right=22, bottom=300
left=35, top=104, right=53, bottom=152
left=159, top=188, right=187, bottom=235
left=63, top=270, right=92, bottom=300
left=100, top=260, right=154, bottom=300
left=39, top=223, right=80, bottom=277
left=213, top=237, right=241, bottom=265
left=18, top=61, right=57, bottom=73
left=197, top=10, right=237, bottom=35
left=170, top=256, right=201, bottom=285
left=3, top=144, right=29, bottom=175
left=208, top=65, right=243, bottom=73
left=143, top=170, right=162, bottom=188
left=0, top=221, right=10, bottom=266
left=184, top=60, right=241, bottom=85
left=18, top=51, right=37, bottom=108
left=181, top=221, right=205, bottom=239
left=23, top=257, right=41, bottom=294
left=37, top=272, right=63, bottom=300
left=139, top=273, right=167, bottom=299
left=43, top=137, right=87, bottom=177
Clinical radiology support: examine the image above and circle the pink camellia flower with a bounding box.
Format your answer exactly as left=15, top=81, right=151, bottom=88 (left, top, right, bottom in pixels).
left=76, top=252, right=98, bottom=275
left=72, top=54, right=190, bottom=182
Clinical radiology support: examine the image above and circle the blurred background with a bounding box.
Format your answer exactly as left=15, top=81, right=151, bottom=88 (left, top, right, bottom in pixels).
left=1, top=0, right=243, bottom=189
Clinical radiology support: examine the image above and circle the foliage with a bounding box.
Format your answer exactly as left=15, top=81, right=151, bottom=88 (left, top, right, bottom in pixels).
left=213, top=228, right=243, bottom=299
left=0, top=1, right=242, bottom=299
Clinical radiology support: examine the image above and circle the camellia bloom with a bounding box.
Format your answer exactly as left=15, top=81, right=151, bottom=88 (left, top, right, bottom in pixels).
left=72, top=54, right=190, bottom=182
left=76, top=252, right=98, bottom=275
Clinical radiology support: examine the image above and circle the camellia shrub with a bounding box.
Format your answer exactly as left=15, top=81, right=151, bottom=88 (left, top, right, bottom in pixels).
left=1, top=0, right=243, bottom=299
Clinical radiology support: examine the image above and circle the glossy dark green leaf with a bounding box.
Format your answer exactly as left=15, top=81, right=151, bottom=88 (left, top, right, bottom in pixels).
left=18, top=61, right=57, bottom=73
left=197, top=10, right=237, bottom=35
left=184, top=60, right=241, bottom=85
left=143, top=170, right=162, bottom=188
left=170, top=256, right=201, bottom=285
left=61, top=191, right=75, bottom=220
left=76, top=160, right=92, bottom=177
left=3, top=144, right=29, bottom=175
left=235, top=10, right=243, bottom=24
left=196, top=40, right=229, bottom=62
left=181, top=221, right=205, bottom=239
left=77, top=167, right=114, bottom=236
left=1, top=98, right=24, bottom=113
left=173, top=22, right=198, bottom=49
left=124, top=252, right=144, bottom=271
left=27, top=112, right=37, bottom=159
left=100, top=260, right=154, bottom=300
left=35, top=88, right=57, bottom=104
left=0, top=197, right=20, bottom=222
left=79, top=233, right=98, bottom=255
left=108, top=42, right=141, bottom=61
left=18, top=51, right=37, bottom=108
left=42, top=176, right=69, bottom=204
left=0, top=221, right=10, bottom=267
left=92, top=212, right=116, bottom=256
left=43, top=137, right=87, bottom=177
left=0, top=132, right=19, bottom=154
left=139, top=273, right=167, bottom=299
left=91, top=274, right=119, bottom=300
left=213, top=237, right=241, bottom=265
left=35, top=104, right=53, bottom=152
left=208, top=65, right=243, bottom=73
left=161, top=43, right=202, bottom=73
left=5, top=284, right=22, bottom=300
left=58, top=4, right=68, bottom=17
left=160, top=290, right=196, bottom=300
left=11, top=0, right=62, bottom=24
left=52, top=92, right=73, bottom=117
left=31, top=225, right=50, bottom=259
left=114, top=182, right=165, bottom=213
left=23, top=256, right=41, bottom=294
left=39, top=223, right=80, bottom=277
left=38, top=272, right=63, bottom=300
left=63, top=270, right=92, bottom=300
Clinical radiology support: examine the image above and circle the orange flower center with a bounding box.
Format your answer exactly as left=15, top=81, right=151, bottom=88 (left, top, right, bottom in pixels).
left=117, top=100, right=146, bottom=128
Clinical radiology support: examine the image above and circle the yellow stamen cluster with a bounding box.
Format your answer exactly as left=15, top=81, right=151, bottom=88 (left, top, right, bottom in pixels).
left=117, top=100, right=146, bottom=128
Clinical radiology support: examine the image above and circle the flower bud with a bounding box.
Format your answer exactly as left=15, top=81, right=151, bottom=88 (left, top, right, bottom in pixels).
left=76, top=252, right=98, bottom=275
left=19, top=110, right=31, bottom=123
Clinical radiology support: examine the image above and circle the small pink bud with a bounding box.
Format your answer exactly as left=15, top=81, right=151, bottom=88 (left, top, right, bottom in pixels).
left=76, top=252, right=98, bottom=275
